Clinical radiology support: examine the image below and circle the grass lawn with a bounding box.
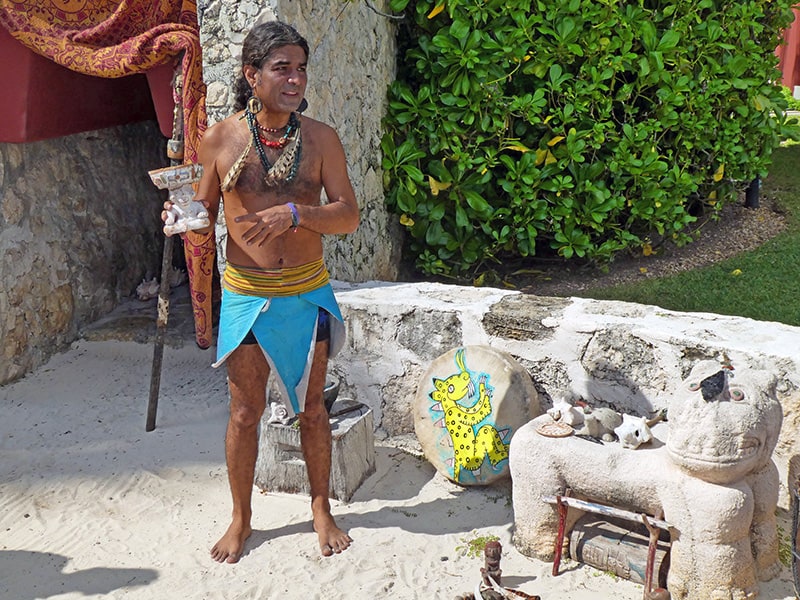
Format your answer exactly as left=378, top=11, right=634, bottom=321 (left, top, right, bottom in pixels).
left=578, top=143, right=800, bottom=327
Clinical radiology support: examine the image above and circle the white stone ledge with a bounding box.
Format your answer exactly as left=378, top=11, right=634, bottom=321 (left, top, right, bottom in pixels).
left=331, top=280, right=800, bottom=507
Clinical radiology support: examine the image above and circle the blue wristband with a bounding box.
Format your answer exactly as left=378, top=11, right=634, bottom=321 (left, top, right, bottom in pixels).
left=287, top=202, right=300, bottom=231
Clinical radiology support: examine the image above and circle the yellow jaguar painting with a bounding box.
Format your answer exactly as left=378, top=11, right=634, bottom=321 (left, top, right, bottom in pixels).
left=428, top=348, right=510, bottom=482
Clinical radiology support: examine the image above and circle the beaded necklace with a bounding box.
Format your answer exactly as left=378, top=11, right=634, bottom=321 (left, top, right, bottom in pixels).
left=259, top=131, right=290, bottom=149
left=245, top=109, right=303, bottom=184
left=257, top=121, right=291, bottom=148
left=257, top=122, right=287, bottom=134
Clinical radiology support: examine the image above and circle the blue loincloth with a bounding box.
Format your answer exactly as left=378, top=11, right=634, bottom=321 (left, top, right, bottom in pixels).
left=212, top=284, right=345, bottom=416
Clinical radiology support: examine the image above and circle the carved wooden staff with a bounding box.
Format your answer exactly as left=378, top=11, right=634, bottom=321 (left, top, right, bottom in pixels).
left=146, top=69, right=184, bottom=432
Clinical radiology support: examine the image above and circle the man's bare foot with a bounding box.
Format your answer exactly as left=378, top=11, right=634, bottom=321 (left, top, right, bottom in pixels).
left=210, top=521, right=252, bottom=563
left=313, top=511, right=352, bottom=557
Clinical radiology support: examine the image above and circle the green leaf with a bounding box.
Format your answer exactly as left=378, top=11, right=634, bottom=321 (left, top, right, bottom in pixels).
left=429, top=202, right=446, bottom=220
left=727, top=56, right=750, bottom=78
left=657, top=30, right=681, bottom=51
left=640, top=21, right=657, bottom=52
left=450, top=19, right=471, bottom=41
left=463, top=190, right=492, bottom=215
left=401, top=165, right=425, bottom=182
left=455, top=203, right=470, bottom=228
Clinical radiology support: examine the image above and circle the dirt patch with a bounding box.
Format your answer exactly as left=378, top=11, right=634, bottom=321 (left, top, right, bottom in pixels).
left=500, top=197, right=788, bottom=297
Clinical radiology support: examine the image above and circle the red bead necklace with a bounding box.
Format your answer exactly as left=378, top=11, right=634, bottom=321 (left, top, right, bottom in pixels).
left=256, top=120, right=290, bottom=148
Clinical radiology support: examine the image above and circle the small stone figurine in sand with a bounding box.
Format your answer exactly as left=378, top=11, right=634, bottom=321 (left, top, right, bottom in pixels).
left=480, top=540, right=504, bottom=600
left=454, top=540, right=540, bottom=600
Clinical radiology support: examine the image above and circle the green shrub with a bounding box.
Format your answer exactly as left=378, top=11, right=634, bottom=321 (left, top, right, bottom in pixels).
left=383, top=0, right=796, bottom=279
left=781, top=85, right=800, bottom=111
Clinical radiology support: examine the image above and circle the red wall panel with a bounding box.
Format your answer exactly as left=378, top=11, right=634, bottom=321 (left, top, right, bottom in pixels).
left=0, top=26, right=174, bottom=143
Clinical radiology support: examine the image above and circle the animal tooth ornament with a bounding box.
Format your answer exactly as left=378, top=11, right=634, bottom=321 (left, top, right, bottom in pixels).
left=413, top=346, right=540, bottom=485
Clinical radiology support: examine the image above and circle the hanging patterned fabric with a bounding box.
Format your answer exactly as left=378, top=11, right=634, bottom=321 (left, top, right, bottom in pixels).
left=0, top=0, right=215, bottom=349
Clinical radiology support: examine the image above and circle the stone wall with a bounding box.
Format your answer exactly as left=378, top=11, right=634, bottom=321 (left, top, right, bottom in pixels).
left=0, top=121, right=167, bottom=383
left=329, top=281, right=800, bottom=506
left=198, top=0, right=403, bottom=281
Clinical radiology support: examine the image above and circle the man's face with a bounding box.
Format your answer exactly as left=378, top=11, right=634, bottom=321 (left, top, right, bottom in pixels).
left=252, top=44, right=308, bottom=114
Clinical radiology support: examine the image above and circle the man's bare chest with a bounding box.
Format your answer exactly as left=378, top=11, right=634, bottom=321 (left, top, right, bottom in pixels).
left=222, top=137, right=322, bottom=203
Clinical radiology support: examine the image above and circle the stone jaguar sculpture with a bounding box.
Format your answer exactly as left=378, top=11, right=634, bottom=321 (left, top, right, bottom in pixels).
left=510, top=360, right=783, bottom=599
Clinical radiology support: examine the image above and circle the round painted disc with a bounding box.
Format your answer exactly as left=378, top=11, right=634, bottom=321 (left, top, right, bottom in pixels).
left=413, top=345, right=540, bottom=485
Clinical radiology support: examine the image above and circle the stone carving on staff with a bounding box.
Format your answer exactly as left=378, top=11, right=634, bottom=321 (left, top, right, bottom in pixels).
left=149, top=163, right=210, bottom=236
left=510, top=359, right=784, bottom=599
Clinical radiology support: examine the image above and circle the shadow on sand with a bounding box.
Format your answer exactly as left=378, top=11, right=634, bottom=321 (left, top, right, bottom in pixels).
left=0, top=550, right=158, bottom=599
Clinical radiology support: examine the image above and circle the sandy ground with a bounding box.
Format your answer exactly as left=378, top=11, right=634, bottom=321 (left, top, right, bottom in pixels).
left=2, top=339, right=799, bottom=600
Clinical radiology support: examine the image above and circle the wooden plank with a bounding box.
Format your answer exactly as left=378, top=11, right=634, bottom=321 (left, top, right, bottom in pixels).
left=541, top=495, right=671, bottom=531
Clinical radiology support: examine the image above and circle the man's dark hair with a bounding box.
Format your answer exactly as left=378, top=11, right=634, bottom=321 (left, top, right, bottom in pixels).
left=233, top=21, right=310, bottom=111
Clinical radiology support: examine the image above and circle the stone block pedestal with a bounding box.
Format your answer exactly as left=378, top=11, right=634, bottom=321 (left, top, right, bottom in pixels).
left=255, top=399, right=376, bottom=502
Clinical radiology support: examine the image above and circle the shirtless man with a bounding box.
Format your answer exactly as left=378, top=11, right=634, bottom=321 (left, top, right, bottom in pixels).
left=164, top=21, right=359, bottom=563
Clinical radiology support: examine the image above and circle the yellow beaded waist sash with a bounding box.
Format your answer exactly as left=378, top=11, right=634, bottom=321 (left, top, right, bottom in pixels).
left=222, top=258, right=329, bottom=297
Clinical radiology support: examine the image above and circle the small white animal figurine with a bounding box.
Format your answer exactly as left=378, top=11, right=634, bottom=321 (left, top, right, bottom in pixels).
left=614, top=414, right=654, bottom=449
left=547, top=399, right=585, bottom=427
left=136, top=277, right=160, bottom=301
left=266, top=402, right=292, bottom=425
left=575, top=406, right=622, bottom=441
